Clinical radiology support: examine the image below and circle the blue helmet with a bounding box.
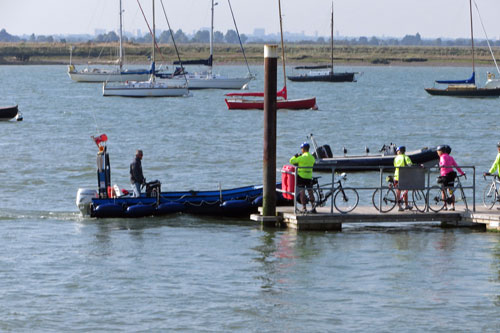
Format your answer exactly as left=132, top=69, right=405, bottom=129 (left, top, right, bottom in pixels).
left=300, top=142, right=310, bottom=149
left=396, top=145, right=406, bottom=153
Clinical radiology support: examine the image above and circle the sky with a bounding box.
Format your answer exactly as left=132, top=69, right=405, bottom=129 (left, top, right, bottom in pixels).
left=1, top=0, right=500, bottom=39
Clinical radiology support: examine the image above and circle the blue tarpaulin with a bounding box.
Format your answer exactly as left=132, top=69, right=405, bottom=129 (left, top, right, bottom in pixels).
left=436, top=72, right=475, bottom=85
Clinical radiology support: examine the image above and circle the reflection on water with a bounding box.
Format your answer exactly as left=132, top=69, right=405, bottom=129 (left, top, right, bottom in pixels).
left=1, top=65, right=500, bottom=330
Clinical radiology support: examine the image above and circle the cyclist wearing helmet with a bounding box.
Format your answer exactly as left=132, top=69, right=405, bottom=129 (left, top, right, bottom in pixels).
left=290, top=142, right=316, bottom=213
left=484, top=142, right=500, bottom=177
left=437, top=145, right=465, bottom=211
left=393, top=146, right=413, bottom=211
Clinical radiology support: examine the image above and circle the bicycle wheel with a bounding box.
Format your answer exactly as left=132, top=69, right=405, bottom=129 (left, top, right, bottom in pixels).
left=333, top=188, right=359, bottom=213
left=311, top=188, right=323, bottom=209
left=412, top=190, right=427, bottom=212
left=457, top=185, right=468, bottom=211
left=372, top=188, right=397, bottom=213
left=296, top=188, right=322, bottom=212
left=427, top=186, right=445, bottom=212
left=482, top=183, right=497, bottom=209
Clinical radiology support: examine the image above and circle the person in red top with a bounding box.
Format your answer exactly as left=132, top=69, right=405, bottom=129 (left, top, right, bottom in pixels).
left=437, top=145, right=465, bottom=211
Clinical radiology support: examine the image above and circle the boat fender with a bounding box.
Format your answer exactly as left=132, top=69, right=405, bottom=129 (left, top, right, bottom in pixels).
left=93, top=203, right=124, bottom=218
left=221, top=200, right=253, bottom=212
left=126, top=204, right=156, bottom=218
left=252, top=195, right=263, bottom=207
left=156, top=202, right=185, bottom=215
left=281, top=165, right=296, bottom=200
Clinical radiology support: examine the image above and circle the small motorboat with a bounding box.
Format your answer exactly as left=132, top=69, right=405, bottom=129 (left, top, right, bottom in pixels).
left=76, top=134, right=289, bottom=218
left=309, top=134, right=439, bottom=172
left=0, top=105, right=22, bottom=121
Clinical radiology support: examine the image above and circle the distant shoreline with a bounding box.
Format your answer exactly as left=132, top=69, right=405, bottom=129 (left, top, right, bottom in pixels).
left=0, top=42, right=499, bottom=67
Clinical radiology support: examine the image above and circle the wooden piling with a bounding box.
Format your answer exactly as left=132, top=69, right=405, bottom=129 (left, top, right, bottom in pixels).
left=262, top=44, right=278, bottom=221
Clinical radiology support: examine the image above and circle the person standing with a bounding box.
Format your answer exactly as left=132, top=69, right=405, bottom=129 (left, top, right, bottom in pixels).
left=394, top=146, right=413, bottom=211
left=130, top=149, right=145, bottom=197
left=290, top=142, right=316, bottom=213
left=437, top=145, right=465, bottom=211
left=484, top=142, right=500, bottom=177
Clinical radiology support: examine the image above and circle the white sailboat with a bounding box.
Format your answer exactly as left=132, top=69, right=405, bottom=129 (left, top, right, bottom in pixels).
left=102, top=0, right=189, bottom=97
left=68, top=0, right=151, bottom=83
left=166, top=0, right=253, bottom=89
left=425, top=0, right=500, bottom=97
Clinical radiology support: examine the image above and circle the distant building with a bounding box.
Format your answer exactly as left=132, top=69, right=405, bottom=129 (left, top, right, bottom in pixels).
left=253, top=28, right=265, bottom=37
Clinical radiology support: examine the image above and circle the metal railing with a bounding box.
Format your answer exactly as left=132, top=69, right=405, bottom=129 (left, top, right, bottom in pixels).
left=277, top=165, right=476, bottom=214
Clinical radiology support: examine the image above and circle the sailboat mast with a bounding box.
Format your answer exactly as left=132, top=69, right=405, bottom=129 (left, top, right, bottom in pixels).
left=331, top=2, right=334, bottom=74
left=469, top=0, right=475, bottom=74
left=119, top=0, right=123, bottom=71
left=152, top=0, right=156, bottom=81
left=278, top=0, right=287, bottom=93
left=210, top=0, right=214, bottom=72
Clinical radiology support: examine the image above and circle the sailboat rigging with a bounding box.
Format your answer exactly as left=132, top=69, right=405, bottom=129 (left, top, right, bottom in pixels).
left=425, top=0, right=500, bottom=97
left=102, top=0, right=190, bottom=97
left=224, top=0, right=317, bottom=110
left=165, top=0, right=254, bottom=90
left=68, top=0, right=151, bottom=83
left=287, top=2, right=357, bottom=83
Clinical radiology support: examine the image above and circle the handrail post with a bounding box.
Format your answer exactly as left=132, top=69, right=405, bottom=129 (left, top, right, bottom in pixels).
left=379, top=167, right=383, bottom=212
left=293, top=167, right=298, bottom=213
left=331, top=167, right=335, bottom=213
left=473, top=166, right=476, bottom=212
left=426, top=167, right=431, bottom=212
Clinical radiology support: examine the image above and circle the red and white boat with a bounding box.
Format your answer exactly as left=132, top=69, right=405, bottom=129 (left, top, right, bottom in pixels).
left=224, top=0, right=317, bottom=111
left=224, top=86, right=317, bottom=110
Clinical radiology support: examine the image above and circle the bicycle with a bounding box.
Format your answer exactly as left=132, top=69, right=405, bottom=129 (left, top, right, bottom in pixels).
left=371, top=175, right=427, bottom=213
left=427, top=174, right=468, bottom=212
left=298, top=173, right=359, bottom=214
left=482, top=174, right=500, bottom=209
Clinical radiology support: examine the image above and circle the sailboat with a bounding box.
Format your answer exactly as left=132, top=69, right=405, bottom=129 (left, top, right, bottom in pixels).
left=102, top=0, right=189, bottom=97
left=287, top=2, right=356, bottom=83
left=68, top=0, right=151, bottom=83
left=425, top=0, right=500, bottom=97
left=164, top=0, right=253, bottom=89
left=224, top=0, right=317, bottom=110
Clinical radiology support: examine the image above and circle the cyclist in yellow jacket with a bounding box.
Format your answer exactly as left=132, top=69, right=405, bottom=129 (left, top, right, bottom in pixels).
left=394, top=146, right=413, bottom=211
left=290, top=142, right=316, bottom=213
left=484, top=142, right=500, bottom=177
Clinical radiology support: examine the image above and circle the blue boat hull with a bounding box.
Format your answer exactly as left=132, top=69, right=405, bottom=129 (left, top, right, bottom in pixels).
left=90, top=184, right=289, bottom=218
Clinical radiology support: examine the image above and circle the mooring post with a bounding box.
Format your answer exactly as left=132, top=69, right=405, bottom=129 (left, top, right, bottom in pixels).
left=262, top=44, right=278, bottom=218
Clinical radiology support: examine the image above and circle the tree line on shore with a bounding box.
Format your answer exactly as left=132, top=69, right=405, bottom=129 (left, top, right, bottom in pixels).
left=1, top=28, right=500, bottom=48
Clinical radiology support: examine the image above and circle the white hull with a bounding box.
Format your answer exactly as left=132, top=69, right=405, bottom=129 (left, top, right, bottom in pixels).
left=68, top=70, right=150, bottom=83
left=485, top=77, right=500, bottom=89
left=169, top=73, right=252, bottom=89
left=103, top=80, right=189, bottom=97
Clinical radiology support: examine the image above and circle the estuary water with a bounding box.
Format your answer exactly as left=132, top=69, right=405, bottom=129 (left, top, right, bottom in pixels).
left=0, top=64, right=499, bottom=331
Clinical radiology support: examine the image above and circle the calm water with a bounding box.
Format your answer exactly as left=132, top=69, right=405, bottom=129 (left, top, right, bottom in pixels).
left=1, top=64, right=499, bottom=331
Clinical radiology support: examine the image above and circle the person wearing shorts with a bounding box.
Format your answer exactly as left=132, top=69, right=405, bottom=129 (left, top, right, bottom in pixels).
left=393, top=146, right=413, bottom=211
left=437, top=145, right=465, bottom=211
left=290, top=142, right=316, bottom=213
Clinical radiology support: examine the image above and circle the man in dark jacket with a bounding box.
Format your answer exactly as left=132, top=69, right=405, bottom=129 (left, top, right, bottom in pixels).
left=130, top=150, right=145, bottom=197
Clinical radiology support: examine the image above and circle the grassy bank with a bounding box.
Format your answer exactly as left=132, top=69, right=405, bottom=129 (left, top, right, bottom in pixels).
left=0, top=42, right=499, bottom=66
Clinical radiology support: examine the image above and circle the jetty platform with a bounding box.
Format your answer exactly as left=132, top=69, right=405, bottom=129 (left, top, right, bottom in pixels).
left=251, top=206, right=500, bottom=231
